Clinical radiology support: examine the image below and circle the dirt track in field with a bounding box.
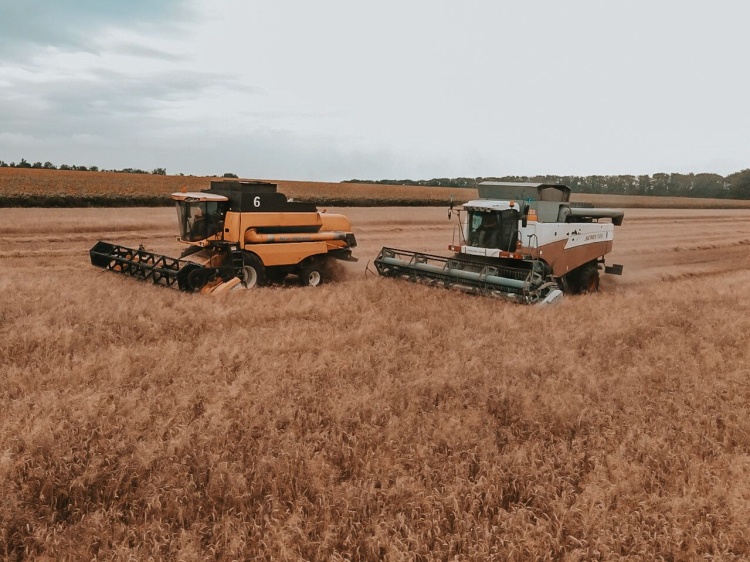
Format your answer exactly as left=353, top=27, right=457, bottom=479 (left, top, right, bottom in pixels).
left=2, top=207, right=750, bottom=287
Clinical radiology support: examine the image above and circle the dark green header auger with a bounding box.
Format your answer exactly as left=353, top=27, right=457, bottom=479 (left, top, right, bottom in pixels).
left=374, top=247, right=557, bottom=304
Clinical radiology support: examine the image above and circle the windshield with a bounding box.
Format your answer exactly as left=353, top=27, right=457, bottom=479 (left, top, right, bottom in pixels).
left=176, top=201, right=226, bottom=242
left=467, top=210, right=520, bottom=250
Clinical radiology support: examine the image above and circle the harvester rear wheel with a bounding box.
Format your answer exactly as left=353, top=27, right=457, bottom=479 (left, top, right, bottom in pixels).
left=563, top=261, right=600, bottom=294
left=299, top=261, right=323, bottom=287
left=583, top=265, right=599, bottom=293
left=576, top=262, right=600, bottom=294
left=241, top=253, right=265, bottom=289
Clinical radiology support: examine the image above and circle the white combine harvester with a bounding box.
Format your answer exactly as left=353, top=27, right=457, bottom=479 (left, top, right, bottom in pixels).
left=374, top=182, right=624, bottom=305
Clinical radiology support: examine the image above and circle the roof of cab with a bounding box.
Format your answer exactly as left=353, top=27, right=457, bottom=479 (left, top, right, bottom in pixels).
left=462, top=200, right=520, bottom=211
left=171, top=192, right=229, bottom=202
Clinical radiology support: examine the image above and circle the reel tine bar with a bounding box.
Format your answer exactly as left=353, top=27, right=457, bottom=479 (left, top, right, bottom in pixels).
left=373, top=247, right=543, bottom=301
left=90, top=241, right=202, bottom=291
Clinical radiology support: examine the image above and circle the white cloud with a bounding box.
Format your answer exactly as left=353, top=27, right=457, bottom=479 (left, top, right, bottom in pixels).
left=0, top=0, right=749, bottom=179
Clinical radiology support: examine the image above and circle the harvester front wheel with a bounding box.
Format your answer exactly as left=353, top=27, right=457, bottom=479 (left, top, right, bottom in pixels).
left=241, top=253, right=265, bottom=289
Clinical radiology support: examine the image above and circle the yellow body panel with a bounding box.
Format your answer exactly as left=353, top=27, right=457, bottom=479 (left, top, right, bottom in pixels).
left=245, top=241, right=330, bottom=266
left=222, top=211, right=351, bottom=241
left=215, top=210, right=354, bottom=268
left=183, top=208, right=354, bottom=268
left=246, top=212, right=322, bottom=229
left=319, top=213, right=352, bottom=231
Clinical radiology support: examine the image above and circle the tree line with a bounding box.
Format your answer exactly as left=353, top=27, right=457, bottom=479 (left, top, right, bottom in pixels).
left=0, top=158, right=167, bottom=175
left=0, top=158, right=245, bottom=179
left=348, top=169, right=750, bottom=200
left=3, top=155, right=749, bottom=199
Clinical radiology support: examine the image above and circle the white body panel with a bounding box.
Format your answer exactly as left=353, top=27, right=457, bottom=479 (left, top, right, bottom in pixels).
left=456, top=207, right=615, bottom=256
left=520, top=221, right=615, bottom=250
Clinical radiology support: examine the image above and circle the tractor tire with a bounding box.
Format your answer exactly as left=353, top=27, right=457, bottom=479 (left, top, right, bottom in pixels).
left=580, top=263, right=600, bottom=294
left=241, top=253, right=266, bottom=289
left=575, top=262, right=600, bottom=294
left=298, top=260, right=324, bottom=287
left=564, top=261, right=600, bottom=294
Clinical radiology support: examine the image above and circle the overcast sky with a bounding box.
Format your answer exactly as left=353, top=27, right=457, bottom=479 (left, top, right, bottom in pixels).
left=1, top=1, right=748, bottom=180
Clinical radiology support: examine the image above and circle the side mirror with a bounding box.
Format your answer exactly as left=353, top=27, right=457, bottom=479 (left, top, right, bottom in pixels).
left=522, top=204, right=530, bottom=228
left=448, top=196, right=454, bottom=219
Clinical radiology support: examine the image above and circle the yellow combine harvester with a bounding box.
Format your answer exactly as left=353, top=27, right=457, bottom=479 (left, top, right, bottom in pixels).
left=90, top=180, right=357, bottom=292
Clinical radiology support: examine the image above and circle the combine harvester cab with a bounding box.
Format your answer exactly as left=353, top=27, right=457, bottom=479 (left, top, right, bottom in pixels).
left=374, top=182, right=624, bottom=305
left=90, top=180, right=357, bottom=293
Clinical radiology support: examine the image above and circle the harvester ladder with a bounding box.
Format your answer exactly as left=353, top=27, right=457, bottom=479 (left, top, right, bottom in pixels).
left=230, top=247, right=245, bottom=276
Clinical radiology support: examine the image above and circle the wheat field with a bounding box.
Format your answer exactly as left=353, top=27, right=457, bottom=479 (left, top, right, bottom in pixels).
left=0, top=168, right=474, bottom=206
left=3, top=167, right=750, bottom=209
left=2, top=206, right=750, bottom=560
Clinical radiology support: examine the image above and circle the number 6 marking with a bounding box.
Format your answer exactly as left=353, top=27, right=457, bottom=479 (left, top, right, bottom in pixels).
left=254, top=196, right=260, bottom=207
